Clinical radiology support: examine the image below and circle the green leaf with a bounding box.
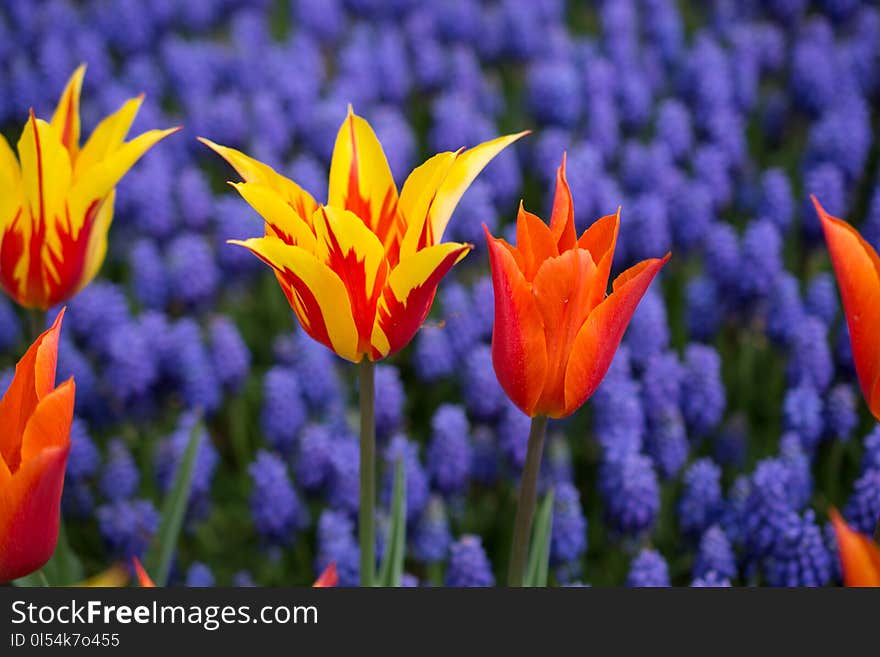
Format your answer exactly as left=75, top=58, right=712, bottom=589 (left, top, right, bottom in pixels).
left=144, top=414, right=204, bottom=586
left=13, top=520, right=83, bottom=587
left=377, top=457, right=406, bottom=587
left=524, top=488, right=555, bottom=588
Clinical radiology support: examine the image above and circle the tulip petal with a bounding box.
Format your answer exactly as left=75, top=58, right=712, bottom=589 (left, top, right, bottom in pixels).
left=0, top=443, right=69, bottom=582
left=830, top=508, right=880, bottom=587
left=19, top=114, right=72, bottom=240
left=815, top=197, right=880, bottom=419
left=0, top=309, right=65, bottom=472
left=198, top=137, right=319, bottom=225
left=578, top=210, right=621, bottom=310
left=374, top=241, right=470, bottom=359
left=229, top=236, right=360, bottom=362
left=549, top=153, right=577, bottom=252
left=0, top=134, right=22, bottom=220
left=516, top=202, right=559, bottom=281
left=562, top=253, right=670, bottom=417
left=313, top=562, right=338, bottom=587
left=19, top=378, right=75, bottom=464
left=426, top=131, right=529, bottom=245
left=74, top=95, right=143, bottom=177
left=314, top=206, right=388, bottom=352
left=486, top=227, right=548, bottom=417
left=328, top=107, right=399, bottom=245
left=531, top=248, right=597, bottom=416
left=397, top=151, right=459, bottom=257
left=50, top=64, right=85, bottom=157
left=231, top=181, right=316, bottom=253
left=133, top=557, right=156, bottom=587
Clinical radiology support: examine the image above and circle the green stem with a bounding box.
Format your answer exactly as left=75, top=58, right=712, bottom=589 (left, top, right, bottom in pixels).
left=507, top=415, right=549, bottom=587
left=27, top=308, right=47, bottom=343
left=358, top=358, right=376, bottom=588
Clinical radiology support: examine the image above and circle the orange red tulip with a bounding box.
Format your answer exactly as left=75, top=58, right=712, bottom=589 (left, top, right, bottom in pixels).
left=0, top=309, right=74, bottom=582
left=201, top=107, right=526, bottom=362
left=485, top=155, right=670, bottom=419
left=0, top=65, right=178, bottom=310
left=132, top=557, right=155, bottom=587
left=814, top=196, right=880, bottom=420
left=829, top=508, right=880, bottom=587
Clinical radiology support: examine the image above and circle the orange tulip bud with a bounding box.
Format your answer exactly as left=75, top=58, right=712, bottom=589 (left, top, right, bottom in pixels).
left=201, top=107, right=527, bottom=362
left=0, top=309, right=74, bottom=582
left=486, top=155, right=670, bottom=419
left=0, top=66, right=178, bottom=310
left=829, top=508, right=880, bottom=587
left=814, top=196, right=880, bottom=420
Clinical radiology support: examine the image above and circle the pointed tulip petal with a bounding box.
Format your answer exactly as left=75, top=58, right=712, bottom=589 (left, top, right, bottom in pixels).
left=815, top=197, right=880, bottom=419
left=562, top=253, right=670, bottom=417
left=0, top=309, right=65, bottom=472
left=578, top=210, right=620, bottom=310
left=313, top=562, right=339, bottom=587
left=397, top=151, right=458, bottom=257
left=230, top=236, right=360, bottom=362
left=20, top=379, right=75, bottom=464
left=486, top=227, right=548, bottom=417
left=231, top=181, right=316, bottom=252
left=18, top=114, right=72, bottom=236
left=375, top=241, right=470, bottom=359
left=549, top=153, right=577, bottom=252
left=50, top=65, right=85, bottom=157
left=427, top=131, right=528, bottom=244
left=74, top=95, right=143, bottom=177
left=516, top=202, right=559, bottom=281
left=132, top=557, right=155, bottom=587
left=199, top=137, right=319, bottom=224
left=327, top=107, right=399, bottom=244
left=830, top=508, right=880, bottom=587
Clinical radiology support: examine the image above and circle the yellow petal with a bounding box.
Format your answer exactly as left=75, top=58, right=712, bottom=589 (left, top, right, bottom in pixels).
left=232, top=181, right=316, bottom=253
left=398, top=151, right=458, bottom=258
left=0, top=135, right=22, bottom=232
left=199, top=137, right=319, bottom=226
left=74, top=95, right=143, bottom=178
left=50, top=64, right=86, bottom=158
left=69, top=127, right=180, bottom=227
left=229, top=236, right=360, bottom=362
left=18, top=114, right=72, bottom=232
left=426, top=131, right=528, bottom=243
left=327, top=106, right=399, bottom=242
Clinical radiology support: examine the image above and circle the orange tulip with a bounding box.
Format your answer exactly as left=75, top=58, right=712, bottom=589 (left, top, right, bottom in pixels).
left=313, top=562, right=339, bottom=587
left=814, top=196, right=880, bottom=419
left=485, top=155, right=670, bottom=419
left=829, top=508, right=880, bottom=587
left=0, top=309, right=74, bottom=582
left=0, top=66, right=179, bottom=310
left=201, top=107, right=526, bottom=362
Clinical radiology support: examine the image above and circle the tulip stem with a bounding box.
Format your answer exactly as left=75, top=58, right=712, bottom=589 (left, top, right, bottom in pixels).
left=27, top=309, right=46, bottom=343
left=358, top=358, right=376, bottom=588
left=508, top=414, right=549, bottom=587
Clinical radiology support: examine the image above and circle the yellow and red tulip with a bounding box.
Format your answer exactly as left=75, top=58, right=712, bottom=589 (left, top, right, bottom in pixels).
left=814, top=196, right=880, bottom=420
left=200, top=107, right=526, bottom=362
left=0, top=65, right=179, bottom=310
left=0, top=309, right=74, bottom=582
left=829, top=508, right=880, bottom=587
left=485, top=155, right=670, bottom=419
